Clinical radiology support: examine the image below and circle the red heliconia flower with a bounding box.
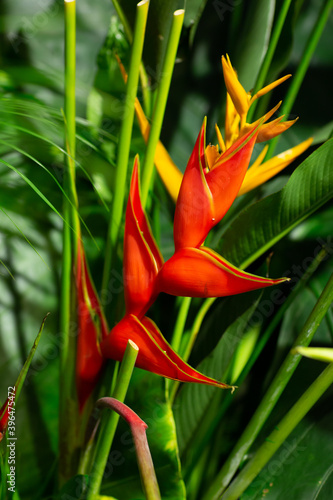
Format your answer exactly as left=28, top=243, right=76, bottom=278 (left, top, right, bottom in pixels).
left=101, top=158, right=234, bottom=390
left=76, top=241, right=109, bottom=410
left=157, top=246, right=288, bottom=298
left=174, top=119, right=258, bottom=250
left=124, top=157, right=164, bottom=317
left=101, top=314, right=232, bottom=389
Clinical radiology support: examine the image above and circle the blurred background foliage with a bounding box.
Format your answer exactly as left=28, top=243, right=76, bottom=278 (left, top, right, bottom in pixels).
left=0, top=0, right=333, bottom=499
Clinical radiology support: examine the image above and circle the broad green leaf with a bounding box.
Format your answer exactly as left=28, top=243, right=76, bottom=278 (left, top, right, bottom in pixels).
left=57, top=475, right=90, bottom=500
left=174, top=292, right=260, bottom=456
left=242, top=407, right=333, bottom=500
left=184, top=0, right=208, bottom=27
left=232, top=0, right=276, bottom=90
left=220, top=139, right=333, bottom=268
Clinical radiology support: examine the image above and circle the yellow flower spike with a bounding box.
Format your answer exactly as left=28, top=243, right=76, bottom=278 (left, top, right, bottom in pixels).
left=225, top=92, right=240, bottom=148
left=257, top=116, right=299, bottom=143
left=205, top=144, right=220, bottom=170
left=222, top=55, right=249, bottom=119
left=238, top=137, right=313, bottom=196
left=241, top=101, right=282, bottom=138
left=249, top=74, right=292, bottom=105
left=246, top=144, right=269, bottom=172
left=215, top=124, right=226, bottom=153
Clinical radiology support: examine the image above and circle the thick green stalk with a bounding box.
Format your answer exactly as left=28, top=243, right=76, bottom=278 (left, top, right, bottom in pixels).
left=59, top=0, right=78, bottom=483
left=221, top=362, right=333, bottom=500
left=247, top=0, right=293, bottom=123
left=141, top=9, right=184, bottom=206
left=102, top=0, right=149, bottom=294
left=87, top=341, right=139, bottom=499
left=102, top=0, right=149, bottom=290
left=204, top=271, right=333, bottom=500
left=266, top=0, right=333, bottom=159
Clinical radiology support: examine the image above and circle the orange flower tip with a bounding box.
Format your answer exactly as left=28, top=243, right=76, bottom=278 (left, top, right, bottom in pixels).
left=230, top=385, right=237, bottom=394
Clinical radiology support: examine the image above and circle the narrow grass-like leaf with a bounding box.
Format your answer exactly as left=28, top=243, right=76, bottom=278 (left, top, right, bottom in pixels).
left=0, top=257, right=15, bottom=280
left=0, top=158, right=70, bottom=228
left=0, top=119, right=110, bottom=212
left=0, top=139, right=99, bottom=248
left=0, top=208, right=49, bottom=269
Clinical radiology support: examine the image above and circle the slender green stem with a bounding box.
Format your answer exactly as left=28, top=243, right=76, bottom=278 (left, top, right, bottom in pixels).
left=171, top=297, right=192, bottom=352
left=221, top=362, right=333, bottom=500
left=204, top=270, right=333, bottom=500
left=111, top=0, right=133, bottom=43
left=87, top=340, right=139, bottom=499
left=102, top=0, right=149, bottom=294
left=141, top=9, right=184, bottom=206
left=266, top=0, right=333, bottom=159
left=59, top=0, right=78, bottom=484
left=167, top=297, right=191, bottom=399
left=111, top=0, right=151, bottom=134
left=169, top=297, right=215, bottom=404
left=247, top=0, right=293, bottom=123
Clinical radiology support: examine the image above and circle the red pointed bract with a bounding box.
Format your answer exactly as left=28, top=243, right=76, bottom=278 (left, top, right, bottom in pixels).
left=101, top=314, right=231, bottom=389
left=206, top=127, right=258, bottom=223
left=174, top=121, right=258, bottom=250
left=157, top=246, right=288, bottom=298
left=124, top=157, right=164, bottom=317
left=174, top=120, right=214, bottom=250
left=76, top=242, right=108, bottom=410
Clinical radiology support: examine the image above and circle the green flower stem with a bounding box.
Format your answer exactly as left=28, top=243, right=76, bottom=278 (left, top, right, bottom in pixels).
left=221, top=362, right=333, bottom=500
left=266, top=0, right=333, bottom=159
left=169, top=297, right=215, bottom=405
left=87, top=340, right=139, bottom=499
left=102, top=0, right=149, bottom=294
left=167, top=297, right=191, bottom=398
left=141, top=9, right=184, bottom=206
left=171, top=297, right=192, bottom=353
left=59, top=0, right=78, bottom=484
left=111, top=0, right=151, bottom=122
left=204, top=270, right=333, bottom=500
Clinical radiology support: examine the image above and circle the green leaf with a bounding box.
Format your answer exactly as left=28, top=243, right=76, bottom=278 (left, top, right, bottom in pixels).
left=242, top=406, right=333, bottom=500
left=174, top=292, right=260, bottom=456
left=233, top=0, right=276, bottom=90
left=220, top=139, right=333, bottom=268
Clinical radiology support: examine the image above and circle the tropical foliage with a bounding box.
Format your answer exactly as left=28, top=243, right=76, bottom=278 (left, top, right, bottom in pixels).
left=1, top=1, right=333, bottom=499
